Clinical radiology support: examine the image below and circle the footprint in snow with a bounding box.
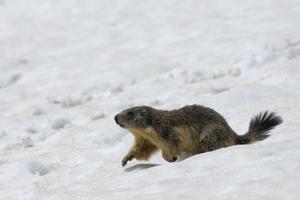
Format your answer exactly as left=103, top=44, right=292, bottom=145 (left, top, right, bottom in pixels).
left=287, top=44, right=300, bottom=59
left=0, top=73, right=22, bottom=89
left=184, top=68, right=241, bottom=84
left=91, top=112, right=106, bottom=121
left=211, top=86, right=230, bottom=94
left=0, top=130, right=7, bottom=139
left=21, top=137, right=34, bottom=148
left=50, top=118, right=72, bottom=130
left=32, top=107, right=46, bottom=116
left=48, top=94, right=93, bottom=108
left=22, top=161, right=50, bottom=176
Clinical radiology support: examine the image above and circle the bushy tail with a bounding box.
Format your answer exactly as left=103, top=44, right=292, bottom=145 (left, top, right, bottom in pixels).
left=236, top=111, right=283, bottom=144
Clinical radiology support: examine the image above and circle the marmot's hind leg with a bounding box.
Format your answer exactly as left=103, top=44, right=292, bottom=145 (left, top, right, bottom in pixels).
left=199, top=128, right=235, bottom=152
left=122, top=136, right=158, bottom=166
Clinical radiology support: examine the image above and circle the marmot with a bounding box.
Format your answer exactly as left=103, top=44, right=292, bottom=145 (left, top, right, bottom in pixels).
left=114, top=105, right=282, bottom=167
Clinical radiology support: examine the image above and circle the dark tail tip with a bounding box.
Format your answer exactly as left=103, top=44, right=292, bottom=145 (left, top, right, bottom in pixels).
left=249, top=111, right=283, bottom=134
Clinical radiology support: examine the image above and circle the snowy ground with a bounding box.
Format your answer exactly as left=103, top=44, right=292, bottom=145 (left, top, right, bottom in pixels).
left=1, top=0, right=300, bottom=199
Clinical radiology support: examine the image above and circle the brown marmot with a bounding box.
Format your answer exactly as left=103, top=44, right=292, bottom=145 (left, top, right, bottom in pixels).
left=114, top=105, right=282, bottom=167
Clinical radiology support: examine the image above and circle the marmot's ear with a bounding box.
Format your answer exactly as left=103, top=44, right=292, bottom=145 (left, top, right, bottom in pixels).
left=148, top=118, right=153, bottom=127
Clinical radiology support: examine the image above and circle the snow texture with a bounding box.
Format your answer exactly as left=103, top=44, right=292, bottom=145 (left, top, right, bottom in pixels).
left=0, top=0, right=300, bottom=200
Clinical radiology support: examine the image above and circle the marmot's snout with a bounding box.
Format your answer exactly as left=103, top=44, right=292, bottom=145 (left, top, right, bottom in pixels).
left=114, top=113, right=125, bottom=127
left=114, top=114, right=121, bottom=125
left=114, top=110, right=135, bottom=128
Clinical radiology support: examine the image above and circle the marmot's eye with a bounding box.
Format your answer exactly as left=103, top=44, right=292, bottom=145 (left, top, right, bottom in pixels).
left=127, top=111, right=134, bottom=118
left=141, top=109, right=147, bottom=116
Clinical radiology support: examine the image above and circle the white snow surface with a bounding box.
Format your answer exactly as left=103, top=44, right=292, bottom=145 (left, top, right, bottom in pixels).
left=1, top=0, right=300, bottom=199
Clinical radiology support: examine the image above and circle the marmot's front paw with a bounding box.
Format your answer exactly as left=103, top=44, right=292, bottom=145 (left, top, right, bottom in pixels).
left=122, top=154, right=133, bottom=167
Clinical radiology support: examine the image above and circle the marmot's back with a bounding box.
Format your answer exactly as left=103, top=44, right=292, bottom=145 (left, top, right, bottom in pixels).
left=159, top=105, right=237, bottom=153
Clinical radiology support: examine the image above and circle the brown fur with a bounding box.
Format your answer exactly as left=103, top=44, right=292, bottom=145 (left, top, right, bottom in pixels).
left=115, top=105, right=282, bottom=166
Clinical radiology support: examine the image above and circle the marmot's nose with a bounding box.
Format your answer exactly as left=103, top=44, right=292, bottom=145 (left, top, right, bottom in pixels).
left=114, top=114, right=120, bottom=125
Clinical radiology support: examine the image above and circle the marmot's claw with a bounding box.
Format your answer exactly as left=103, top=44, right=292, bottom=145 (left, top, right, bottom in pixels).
left=122, top=155, right=133, bottom=167
left=122, top=159, right=128, bottom=167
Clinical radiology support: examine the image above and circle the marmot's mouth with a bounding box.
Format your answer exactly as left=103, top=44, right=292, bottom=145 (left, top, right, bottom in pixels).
left=117, top=123, right=125, bottom=128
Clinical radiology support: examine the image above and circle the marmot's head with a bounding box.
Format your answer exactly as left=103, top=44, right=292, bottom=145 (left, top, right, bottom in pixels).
left=114, top=106, right=153, bottom=129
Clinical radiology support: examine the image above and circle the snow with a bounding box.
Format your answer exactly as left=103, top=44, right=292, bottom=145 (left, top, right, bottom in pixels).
left=0, top=0, right=300, bottom=199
